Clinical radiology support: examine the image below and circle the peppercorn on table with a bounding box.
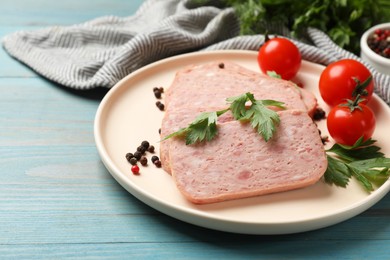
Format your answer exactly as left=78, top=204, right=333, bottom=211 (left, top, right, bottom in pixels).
left=1, top=0, right=390, bottom=259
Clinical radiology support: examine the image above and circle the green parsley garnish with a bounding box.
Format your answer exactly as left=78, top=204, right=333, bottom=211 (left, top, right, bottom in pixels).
left=228, top=93, right=285, bottom=141
left=162, top=109, right=228, bottom=145
left=162, top=92, right=285, bottom=145
left=324, top=137, right=390, bottom=191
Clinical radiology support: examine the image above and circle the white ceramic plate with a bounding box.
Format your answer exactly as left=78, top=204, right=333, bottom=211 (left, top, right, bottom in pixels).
left=94, top=50, right=390, bottom=234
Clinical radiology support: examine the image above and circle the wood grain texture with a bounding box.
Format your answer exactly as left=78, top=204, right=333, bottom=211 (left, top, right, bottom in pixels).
left=1, top=0, right=390, bottom=259
left=0, top=0, right=144, bottom=26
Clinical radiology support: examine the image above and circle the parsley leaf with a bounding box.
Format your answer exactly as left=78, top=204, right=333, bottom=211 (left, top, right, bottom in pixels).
left=243, top=99, right=284, bottom=142
left=227, top=92, right=285, bottom=142
left=325, top=138, right=390, bottom=192
left=349, top=157, right=390, bottom=188
left=324, top=155, right=351, bottom=188
left=327, top=137, right=383, bottom=162
left=226, top=93, right=248, bottom=120
left=162, top=109, right=228, bottom=145
left=184, top=111, right=219, bottom=145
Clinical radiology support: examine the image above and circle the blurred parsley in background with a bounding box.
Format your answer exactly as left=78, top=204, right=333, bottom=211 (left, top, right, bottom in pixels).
left=192, top=0, right=390, bottom=54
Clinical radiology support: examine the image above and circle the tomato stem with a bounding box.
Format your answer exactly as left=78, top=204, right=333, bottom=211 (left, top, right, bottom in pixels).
left=352, top=76, right=372, bottom=98
left=339, top=93, right=364, bottom=112
left=352, top=94, right=361, bottom=107
left=264, top=31, right=270, bottom=43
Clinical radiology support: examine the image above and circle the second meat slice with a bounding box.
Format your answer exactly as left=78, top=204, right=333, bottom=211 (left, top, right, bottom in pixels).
left=168, top=110, right=327, bottom=204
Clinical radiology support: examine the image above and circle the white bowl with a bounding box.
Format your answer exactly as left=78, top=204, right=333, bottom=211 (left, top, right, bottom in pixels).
left=360, top=22, right=390, bottom=75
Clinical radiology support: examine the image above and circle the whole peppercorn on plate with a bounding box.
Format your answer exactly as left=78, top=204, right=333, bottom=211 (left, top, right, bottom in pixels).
left=94, top=50, right=390, bottom=234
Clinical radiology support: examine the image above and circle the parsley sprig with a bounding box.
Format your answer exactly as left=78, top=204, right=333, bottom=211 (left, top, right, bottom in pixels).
left=163, top=109, right=228, bottom=145
left=163, top=92, right=285, bottom=145
left=324, top=137, right=390, bottom=191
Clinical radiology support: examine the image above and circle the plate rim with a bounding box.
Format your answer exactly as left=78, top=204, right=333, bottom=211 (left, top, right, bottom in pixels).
left=94, top=50, right=390, bottom=234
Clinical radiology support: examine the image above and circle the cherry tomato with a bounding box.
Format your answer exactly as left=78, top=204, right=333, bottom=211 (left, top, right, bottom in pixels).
left=257, top=37, right=301, bottom=80
left=327, top=102, right=376, bottom=146
left=319, top=59, right=374, bottom=107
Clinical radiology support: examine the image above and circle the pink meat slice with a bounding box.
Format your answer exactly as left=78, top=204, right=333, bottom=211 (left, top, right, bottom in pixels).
left=164, top=61, right=316, bottom=114
left=300, top=88, right=317, bottom=117
left=168, top=110, right=327, bottom=204
left=160, top=61, right=318, bottom=175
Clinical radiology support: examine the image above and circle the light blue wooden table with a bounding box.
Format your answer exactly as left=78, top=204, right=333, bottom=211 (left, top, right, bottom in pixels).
left=1, top=0, right=390, bottom=259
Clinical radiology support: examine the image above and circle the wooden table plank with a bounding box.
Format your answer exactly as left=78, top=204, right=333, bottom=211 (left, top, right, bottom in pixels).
left=1, top=236, right=390, bottom=259
left=1, top=209, right=390, bottom=243
left=0, top=0, right=144, bottom=26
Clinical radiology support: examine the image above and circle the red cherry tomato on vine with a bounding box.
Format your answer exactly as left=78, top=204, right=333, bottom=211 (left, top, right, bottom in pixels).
left=327, top=102, right=376, bottom=146
left=257, top=37, right=301, bottom=80
left=319, top=59, right=374, bottom=107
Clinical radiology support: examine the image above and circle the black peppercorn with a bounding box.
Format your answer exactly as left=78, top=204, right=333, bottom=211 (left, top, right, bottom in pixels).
left=137, top=146, right=146, bottom=154
left=159, top=87, right=164, bottom=93
left=125, top=153, right=134, bottom=162
left=148, top=145, right=155, bottom=153
left=129, top=157, right=138, bottom=165
left=156, top=101, right=165, bottom=111
left=134, top=151, right=142, bottom=160
left=140, top=156, right=148, bottom=166
left=151, top=155, right=159, bottom=163
left=313, top=107, right=326, bottom=121
left=154, top=160, right=162, bottom=168
left=218, top=63, right=225, bottom=69
left=154, top=90, right=162, bottom=99
left=141, top=141, right=150, bottom=149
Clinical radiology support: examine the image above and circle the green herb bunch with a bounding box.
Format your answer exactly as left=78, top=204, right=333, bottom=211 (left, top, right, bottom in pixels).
left=192, top=0, right=390, bottom=54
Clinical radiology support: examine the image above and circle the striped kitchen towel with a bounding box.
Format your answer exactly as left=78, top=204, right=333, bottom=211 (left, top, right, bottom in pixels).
left=2, top=0, right=389, bottom=104
left=2, top=0, right=240, bottom=89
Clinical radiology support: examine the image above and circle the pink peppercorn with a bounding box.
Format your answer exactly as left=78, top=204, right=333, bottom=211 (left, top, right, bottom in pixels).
left=131, top=165, right=140, bottom=174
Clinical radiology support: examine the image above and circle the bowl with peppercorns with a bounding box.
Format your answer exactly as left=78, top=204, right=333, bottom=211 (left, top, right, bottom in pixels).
left=360, top=22, right=390, bottom=75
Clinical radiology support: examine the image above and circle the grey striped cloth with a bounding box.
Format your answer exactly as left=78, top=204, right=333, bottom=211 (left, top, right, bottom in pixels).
left=2, top=0, right=389, bottom=105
